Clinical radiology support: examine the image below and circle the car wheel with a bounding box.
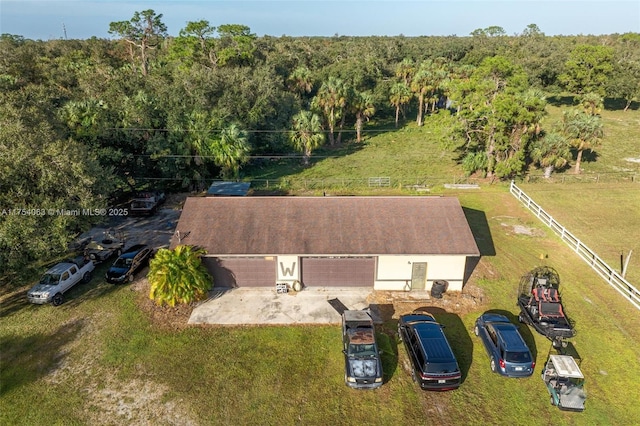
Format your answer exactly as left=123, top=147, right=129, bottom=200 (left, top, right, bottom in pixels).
left=490, top=358, right=496, bottom=372
left=550, top=395, right=555, bottom=406
left=52, top=293, right=64, bottom=306
left=474, top=325, right=479, bottom=336
left=82, top=271, right=92, bottom=283
left=552, top=339, right=561, bottom=349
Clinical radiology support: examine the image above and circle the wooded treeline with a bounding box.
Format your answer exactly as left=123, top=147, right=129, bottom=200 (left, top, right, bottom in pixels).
left=1, top=10, right=639, bottom=277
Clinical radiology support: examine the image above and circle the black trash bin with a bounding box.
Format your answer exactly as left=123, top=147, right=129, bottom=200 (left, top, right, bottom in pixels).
left=431, top=280, right=448, bottom=299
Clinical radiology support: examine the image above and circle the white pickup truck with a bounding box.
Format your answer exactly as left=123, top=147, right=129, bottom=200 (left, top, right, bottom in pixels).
left=27, top=257, right=95, bottom=306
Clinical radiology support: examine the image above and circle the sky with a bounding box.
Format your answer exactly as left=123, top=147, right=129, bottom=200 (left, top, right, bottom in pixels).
left=1, top=0, right=639, bottom=40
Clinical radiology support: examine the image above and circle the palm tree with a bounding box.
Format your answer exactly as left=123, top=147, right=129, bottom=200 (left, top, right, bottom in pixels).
left=212, top=124, right=250, bottom=179
left=578, top=92, right=604, bottom=116
left=352, top=91, right=376, bottom=142
left=389, top=82, right=411, bottom=127
left=529, top=132, right=571, bottom=178
left=395, top=58, right=415, bottom=86
left=185, top=110, right=216, bottom=165
left=289, top=110, right=325, bottom=165
left=312, top=76, right=347, bottom=145
left=410, top=60, right=434, bottom=126
left=562, top=109, right=604, bottom=174
left=147, top=245, right=212, bottom=307
left=288, top=66, right=313, bottom=96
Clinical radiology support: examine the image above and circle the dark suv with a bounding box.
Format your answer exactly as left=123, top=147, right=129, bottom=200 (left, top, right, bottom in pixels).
left=398, top=312, right=461, bottom=391
left=474, top=313, right=535, bottom=377
left=105, top=244, right=154, bottom=284
left=342, top=310, right=383, bottom=389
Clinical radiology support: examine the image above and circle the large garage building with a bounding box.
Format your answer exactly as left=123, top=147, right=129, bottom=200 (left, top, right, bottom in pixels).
left=171, top=196, right=480, bottom=292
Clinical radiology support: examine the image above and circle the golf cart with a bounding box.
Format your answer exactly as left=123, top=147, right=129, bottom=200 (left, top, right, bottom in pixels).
left=517, top=266, right=576, bottom=348
left=542, top=354, right=587, bottom=412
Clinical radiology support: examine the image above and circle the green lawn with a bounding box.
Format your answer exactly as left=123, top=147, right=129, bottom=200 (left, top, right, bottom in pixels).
left=2, top=107, right=640, bottom=425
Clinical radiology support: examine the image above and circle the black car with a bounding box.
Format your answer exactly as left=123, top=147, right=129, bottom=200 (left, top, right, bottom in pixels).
left=398, top=312, right=461, bottom=391
left=342, top=310, right=383, bottom=389
left=105, top=244, right=154, bottom=284
left=474, top=313, right=535, bottom=377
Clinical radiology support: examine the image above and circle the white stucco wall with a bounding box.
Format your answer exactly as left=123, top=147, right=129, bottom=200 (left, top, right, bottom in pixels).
left=374, top=255, right=468, bottom=292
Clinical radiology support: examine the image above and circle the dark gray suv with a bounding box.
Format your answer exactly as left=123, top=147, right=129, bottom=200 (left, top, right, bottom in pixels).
left=398, top=312, right=461, bottom=391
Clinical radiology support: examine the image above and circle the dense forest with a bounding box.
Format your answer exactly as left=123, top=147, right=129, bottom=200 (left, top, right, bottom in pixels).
left=1, top=9, right=639, bottom=278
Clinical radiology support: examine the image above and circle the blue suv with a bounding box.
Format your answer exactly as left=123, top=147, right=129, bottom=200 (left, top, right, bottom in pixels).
left=474, top=313, right=535, bottom=377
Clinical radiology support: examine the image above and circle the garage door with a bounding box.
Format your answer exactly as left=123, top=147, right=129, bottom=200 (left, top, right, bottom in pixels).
left=301, top=257, right=375, bottom=287
left=204, top=257, right=276, bottom=287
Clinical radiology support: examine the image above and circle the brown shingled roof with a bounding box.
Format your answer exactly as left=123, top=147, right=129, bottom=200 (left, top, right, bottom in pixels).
left=171, top=196, right=480, bottom=256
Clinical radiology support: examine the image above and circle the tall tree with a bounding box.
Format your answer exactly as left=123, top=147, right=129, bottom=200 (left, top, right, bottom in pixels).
left=289, top=110, right=325, bottom=165
left=389, top=82, right=412, bottom=127
left=559, top=45, right=614, bottom=96
left=562, top=109, right=604, bottom=174
left=312, top=76, right=347, bottom=145
left=0, top=103, right=111, bottom=277
left=351, top=90, right=376, bottom=142
left=169, top=20, right=217, bottom=69
left=453, top=57, right=543, bottom=178
left=607, top=59, right=640, bottom=111
left=288, top=66, right=314, bottom=96
left=212, top=124, right=251, bottom=179
left=410, top=61, right=432, bottom=126
left=395, top=58, right=415, bottom=86
left=109, top=10, right=167, bottom=76
left=216, top=24, right=257, bottom=66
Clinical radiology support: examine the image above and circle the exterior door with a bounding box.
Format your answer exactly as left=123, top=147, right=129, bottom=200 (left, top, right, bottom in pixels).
left=411, top=262, right=427, bottom=291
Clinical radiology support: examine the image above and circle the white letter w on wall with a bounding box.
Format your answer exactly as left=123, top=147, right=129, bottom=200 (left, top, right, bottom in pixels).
left=279, top=262, right=296, bottom=277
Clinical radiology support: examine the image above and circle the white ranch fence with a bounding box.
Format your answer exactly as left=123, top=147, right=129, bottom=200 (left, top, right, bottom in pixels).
left=509, top=181, right=640, bottom=311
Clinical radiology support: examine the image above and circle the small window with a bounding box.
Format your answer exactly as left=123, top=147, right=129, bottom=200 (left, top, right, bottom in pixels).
left=488, top=327, right=498, bottom=346
left=413, top=343, right=425, bottom=368
left=61, top=272, right=70, bottom=281
left=69, top=266, right=77, bottom=275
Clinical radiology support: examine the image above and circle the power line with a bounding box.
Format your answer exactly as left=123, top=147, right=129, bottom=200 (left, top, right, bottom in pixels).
left=105, top=127, right=401, bottom=134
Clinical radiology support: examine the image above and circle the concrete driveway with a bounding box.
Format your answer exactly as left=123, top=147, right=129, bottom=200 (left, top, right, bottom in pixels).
left=188, top=287, right=374, bottom=325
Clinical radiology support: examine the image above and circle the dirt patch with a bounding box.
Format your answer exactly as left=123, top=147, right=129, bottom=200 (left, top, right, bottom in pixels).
left=83, top=377, right=196, bottom=426
left=131, top=278, right=194, bottom=331
left=368, top=282, right=486, bottom=322
left=493, top=215, right=545, bottom=237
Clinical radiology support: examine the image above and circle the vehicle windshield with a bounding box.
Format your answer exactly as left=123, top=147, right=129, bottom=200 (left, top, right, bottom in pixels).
left=131, top=201, right=153, bottom=209
left=39, top=273, right=60, bottom=285
left=348, top=343, right=377, bottom=357
left=505, top=351, right=532, bottom=363
left=113, top=257, right=133, bottom=267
